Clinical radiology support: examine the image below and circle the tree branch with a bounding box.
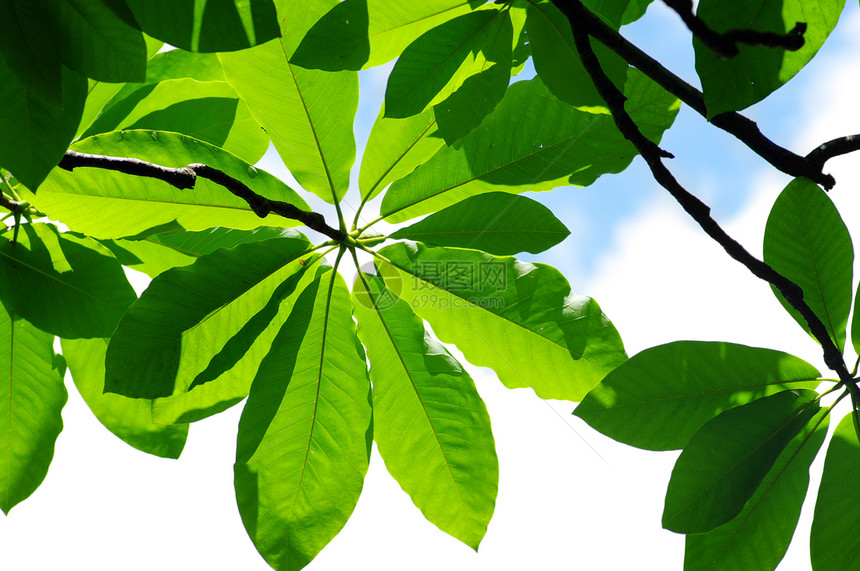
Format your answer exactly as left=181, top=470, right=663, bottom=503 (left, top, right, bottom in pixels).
left=806, top=134, right=860, bottom=171
left=554, top=0, right=835, bottom=189
left=556, top=0, right=850, bottom=380
left=58, top=151, right=346, bottom=242
left=663, top=0, right=806, bottom=58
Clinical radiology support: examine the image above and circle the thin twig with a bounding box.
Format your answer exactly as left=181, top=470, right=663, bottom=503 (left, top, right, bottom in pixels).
left=551, top=0, right=836, bottom=189
left=59, top=151, right=346, bottom=242
left=558, top=0, right=850, bottom=381
left=663, top=0, right=806, bottom=58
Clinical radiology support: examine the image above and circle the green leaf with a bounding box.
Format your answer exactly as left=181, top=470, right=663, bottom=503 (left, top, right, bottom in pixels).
left=124, top=0, right=281, bottom=52
left=143, top=50, right=225, bottom=84
left=291, top=0, right=481, bottom=71
left=56, top=0, right=147, bottom=83
left=685, top=407, right=828, bottom=571
left=509, top=5, right=530, bottom=76
left=695, top=0, right=846, bottom=117
left=582, top=0, right=636, bottom=27
left=30, top=131, right=308, bottom=240
left=390, top=193, right=570, bottom=255
left=101, top=227, right=297, bottom=278
left=526, top=0, right=627, bottom=111
left=764, top=177, right=852, bottom=353
left=432, top=10, right=514, bottom=144
left=235, top=266, right=372, bottom=571
left=0, top=57, right=86, bottom=190
left=621, top=0, right=655, bottom=24
left=384, top=8, right=510, bottom=119
left=149, top=255, right=323, bottom=425
left=0, top=0, right=62, bottom=104
left=105, top=234, right=312, bottom=401
left=0, top=223, right=136, bottom=338
left=219, top=41, right=358, bottom=204
left=381, top=69, right=679, bottom=222
left=811, top=412, right=860, bottom=570
left=79, top=78, right=269, bottom=163
left=62, top=337, right=187, bottom=459
left=353, top=272, right=498, bottom=549
left=0, top=306, right=67, bottom=514
left=377, top=242, right=626, bottom=400
left=662, top=389, right=819, bottom=534
left=575, top=341, right=821, bottom=451
left=358, top=106, right=444, bottom=205
left=75, top=48, right=224, bottom=141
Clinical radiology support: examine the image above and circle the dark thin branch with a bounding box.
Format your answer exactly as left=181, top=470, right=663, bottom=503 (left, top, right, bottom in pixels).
left=557, top=0, right=850, bottom=380
left=60, top=150, right=198, bottom=189
left=806, top=134, right=860, bottom=171
left=663, top=0, right=806, bottom=58
left=557, top=1, right=836, bottom=189
left=59, top=151, right=346, bottom=242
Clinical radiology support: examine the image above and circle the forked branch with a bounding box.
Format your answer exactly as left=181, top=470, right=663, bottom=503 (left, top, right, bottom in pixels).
left=556, top=0, right=850, bottom=380
left=551, top=0, right=836, bottom=189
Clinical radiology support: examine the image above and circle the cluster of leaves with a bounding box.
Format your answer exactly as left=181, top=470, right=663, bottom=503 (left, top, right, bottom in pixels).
left=576, top=178, right=860, bottom=570
left=0, top=0, right=673, bottom=568
left=0, top=0, right=857, bottom=570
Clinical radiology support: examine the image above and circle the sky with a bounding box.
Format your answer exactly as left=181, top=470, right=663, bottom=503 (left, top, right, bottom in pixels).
left=3, top=2, right=860, bottom=569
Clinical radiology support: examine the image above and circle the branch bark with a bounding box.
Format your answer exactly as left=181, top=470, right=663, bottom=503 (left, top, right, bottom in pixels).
left=59, top=151, right=346, bottom=242
left=554, top=0, right=850, bottom=380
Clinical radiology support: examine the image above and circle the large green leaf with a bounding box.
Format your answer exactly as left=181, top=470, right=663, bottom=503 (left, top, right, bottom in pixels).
left=353, top=272, right=497, bottom=549
left=124, top=0, right=280, bottom=52
left=811, top=412, right=860, bottom=570
left=390, top=192, right=570, bottom=255
left=431, top=9, right=513, bottom=144
left=377, top=242, right=626, bottom=400
left=0, top=56, right=86, bottom=190
left=575, top=341, right=821, bottom=451
left=685, top=407, right=828, bottom=571
left=56, top=0, right=146, bottom=83
left=235, top=266, right=372, bottom=571
left=0, top=0, right=62, bottom=104
left=105, top=234, right=312, bottom=401
left=0, top=306, right=67, bottom=514
left=79, top=78, right=269, bottom=163
left=385, top=6, right=512, bottom=143
left=386, top=9, right=500, bottom=118
left=0, top=223, right=136, bottom=338
left=358, top=106, right=444, bottom=205
left=291, top=0, right=481, bottom=71
left=75, top=46, right=222, bottom=140
left=219, top=41, right=358, bottom=204
left=527, top=0, right=627, bottom=111
left=101, top=227, right=297, bottom=278
left=30, top=131, right=308, bottom=240
left=62, top=337, right=187, bottom=459
left=380, top=69, right=679, bottom=222
left=695, top=0, right=846, bottom=116
left=764, top=177, right=852, bottom=353
left=662, top=389, right=819, bottom=534
left=149, top=255, right=323, bottom=425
